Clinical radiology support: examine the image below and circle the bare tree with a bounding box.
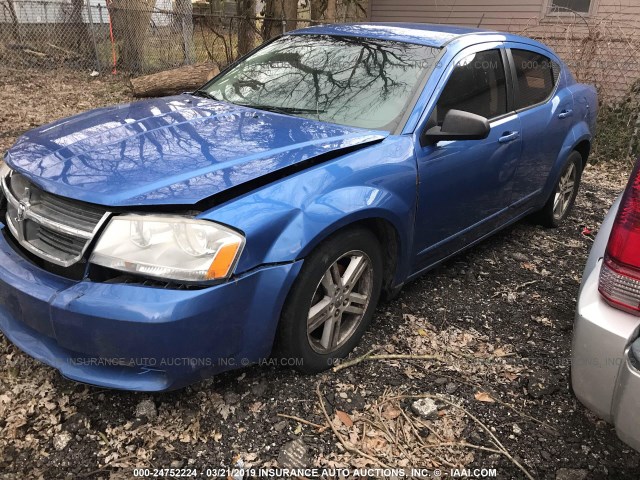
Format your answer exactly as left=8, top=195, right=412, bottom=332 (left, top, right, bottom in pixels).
left=310, top=0, right=326, bottom=22
left=1, top=0, right=22, bottom=42
left=106, top=0, right=156, bottom=73
left=176, top=0, right=195, bottom=64
left=262, top=0, right=298, bottom=40
left=325, top=0, right=336, bottom=22
left=64, top=0, right=91, bottom=53
left=309, top=0, right=339, bottom=23
left=237, top=0, right=256, bottom=57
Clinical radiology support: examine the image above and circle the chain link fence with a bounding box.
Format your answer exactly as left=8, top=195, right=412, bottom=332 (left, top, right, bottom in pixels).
left=0, top=0, right=366, bottom=74
left=513, top=9, right=640, bottom=162
left=516, top=9, right=640, bottom=102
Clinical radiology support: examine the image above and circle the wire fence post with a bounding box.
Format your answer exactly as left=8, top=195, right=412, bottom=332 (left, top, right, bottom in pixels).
left=281, top=12, right=286, bottom=35
left=85, top=0, right=101, bottom=71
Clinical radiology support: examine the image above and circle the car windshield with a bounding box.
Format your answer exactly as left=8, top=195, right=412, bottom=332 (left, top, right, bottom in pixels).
left=202, top=34, right=441, bottom=131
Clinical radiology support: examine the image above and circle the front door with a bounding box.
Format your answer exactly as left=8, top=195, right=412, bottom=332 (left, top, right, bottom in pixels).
left=414, top=46, right=522, bottom=269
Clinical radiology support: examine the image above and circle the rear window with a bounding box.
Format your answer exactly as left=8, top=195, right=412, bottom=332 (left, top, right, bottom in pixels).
left=511, top=49, right=561, bottom=110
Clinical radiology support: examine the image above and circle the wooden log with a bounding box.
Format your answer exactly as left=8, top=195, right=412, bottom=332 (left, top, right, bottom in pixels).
left=47, top=43, right=80, bottom=58
left=130, top=63, right=220, bottom=98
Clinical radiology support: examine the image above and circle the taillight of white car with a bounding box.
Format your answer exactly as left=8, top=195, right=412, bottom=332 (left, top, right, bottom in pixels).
left=599, top=161, right=640, bottom=315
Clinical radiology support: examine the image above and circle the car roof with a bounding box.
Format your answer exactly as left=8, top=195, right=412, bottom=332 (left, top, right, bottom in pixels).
left=288, top=22, right=543, bottom=50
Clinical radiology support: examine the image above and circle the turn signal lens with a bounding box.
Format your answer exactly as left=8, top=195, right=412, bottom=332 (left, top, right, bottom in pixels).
left=599, top=159, right=640, bottom=315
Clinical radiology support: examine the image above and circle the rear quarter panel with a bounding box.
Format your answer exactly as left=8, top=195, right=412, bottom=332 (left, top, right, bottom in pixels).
left=536, top=78, right=597, bottom=205
left=521, top=53, right=597, bottom=207
left=568, top=80, right=598, bottom=144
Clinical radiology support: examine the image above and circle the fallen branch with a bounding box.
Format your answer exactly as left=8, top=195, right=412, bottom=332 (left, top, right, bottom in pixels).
left=315, top=381, right=391, bottom=469
left=433, top=371, right=559, bottom=433
left=332, top=353, right=444, bottom=373
left=388, top=394, right=535, bottom=480
left=47, top=42, right=80, bottom=58
left=24, top=48, right=47, bottom=58
left=333, top=349, right=514, bottom=373
left=276, top=413, right=328, bottom=432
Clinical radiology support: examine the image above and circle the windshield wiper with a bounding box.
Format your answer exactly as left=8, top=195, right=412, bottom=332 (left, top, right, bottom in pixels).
left=238, top=104, right=326, bottom=115
left=191, top=90, right=221, bottom=101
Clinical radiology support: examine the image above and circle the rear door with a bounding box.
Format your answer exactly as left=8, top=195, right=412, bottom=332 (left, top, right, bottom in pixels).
left=505, top=44, right=574, bottom=209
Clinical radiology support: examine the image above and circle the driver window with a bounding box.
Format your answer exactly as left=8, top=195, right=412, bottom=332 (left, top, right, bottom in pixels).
left=435, top=49, right=508, bottom=124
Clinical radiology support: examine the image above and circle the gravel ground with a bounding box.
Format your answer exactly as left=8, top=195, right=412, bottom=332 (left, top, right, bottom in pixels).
left=1, top=67, right=639, bottom=480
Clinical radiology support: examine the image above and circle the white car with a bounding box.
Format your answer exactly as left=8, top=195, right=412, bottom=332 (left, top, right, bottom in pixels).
left=572, top=161, right=640, bottom=451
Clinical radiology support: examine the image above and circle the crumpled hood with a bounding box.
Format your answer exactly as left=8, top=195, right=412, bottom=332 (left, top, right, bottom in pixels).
left=5, top=95, right=387, bottom=207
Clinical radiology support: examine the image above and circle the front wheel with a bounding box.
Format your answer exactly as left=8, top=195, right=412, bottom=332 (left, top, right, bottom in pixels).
left=537, top=151, right=583, bottom=228
left=274, top=228, right=383, bottom=373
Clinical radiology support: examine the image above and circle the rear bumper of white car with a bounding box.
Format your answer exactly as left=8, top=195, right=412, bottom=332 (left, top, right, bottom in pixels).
left=571, top=195, right=640, bottom=451
left=571, top=260, right=640, bottom=418
left=612, top=345, right=640, bottom=451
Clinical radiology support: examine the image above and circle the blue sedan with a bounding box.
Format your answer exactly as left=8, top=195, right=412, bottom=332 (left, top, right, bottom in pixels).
left=0, top=23, right=597, bottom=390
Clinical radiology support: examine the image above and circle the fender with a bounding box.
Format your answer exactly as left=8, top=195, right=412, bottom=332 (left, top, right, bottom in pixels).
left=268, top=191, right=413, bottom=283
left=203, top=136, right=418, bottom=284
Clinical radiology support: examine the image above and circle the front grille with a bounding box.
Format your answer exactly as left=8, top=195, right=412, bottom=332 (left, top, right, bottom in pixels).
left=36, top=224, right=86, bottom=257
left=1, top=172, right=110, bottom=267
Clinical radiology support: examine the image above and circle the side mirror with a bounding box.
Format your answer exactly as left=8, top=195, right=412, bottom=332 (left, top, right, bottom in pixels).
left=421, top=109, right=490, bottom=146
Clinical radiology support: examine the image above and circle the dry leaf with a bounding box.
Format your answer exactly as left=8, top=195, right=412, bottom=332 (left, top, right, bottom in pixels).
left=336, top=410, right=353, bottom=428
left=365, top=436, right=387, bottom=452
left=417, top=328, right=428, bottom=337
left=474, top=391, right=496, bottom=403
left=503, top=372, right=519, bottom=381
left=493, top=347, right=508, bottom=357
left=520, top=262, right=536, bottom=271
left=381, top=405, right=402, bottom=420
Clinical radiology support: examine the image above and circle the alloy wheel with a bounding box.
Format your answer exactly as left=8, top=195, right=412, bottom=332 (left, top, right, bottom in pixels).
left=553, top=162, right=577, bottom=221
left=306, top=250, right=373, bottom=354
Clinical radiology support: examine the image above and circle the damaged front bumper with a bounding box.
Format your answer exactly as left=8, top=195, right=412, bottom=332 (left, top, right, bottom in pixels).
left=0, top=223, right=302, bottom=391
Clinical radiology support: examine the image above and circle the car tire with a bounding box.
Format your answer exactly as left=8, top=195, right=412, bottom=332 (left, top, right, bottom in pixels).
left=274, top=227, right=383, bottom=373
left=537, top=151, right=583, bottom=228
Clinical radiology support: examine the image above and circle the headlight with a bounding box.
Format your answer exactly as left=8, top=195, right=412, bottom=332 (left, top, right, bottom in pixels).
left=90, top=215, right=245, bottom=282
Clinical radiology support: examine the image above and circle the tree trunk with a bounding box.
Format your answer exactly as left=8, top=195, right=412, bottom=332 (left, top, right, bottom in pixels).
left=282, top=0, right=297, bottom=30
left=67, top=0, right=90, bottom=53
left=176, top=0, right=195, bottom=64
left=106, top=0, right=156, bottom=73
left=310, top=0, right=326, bottom=22
left=342, top=0, right=350, bottom=22
left=5, top=0, right=21, bottom=42
left=325, top=0, right=336, bottom=22
left=236, top=0, right=256, bottom=57
left=262, top=0, right=297, bottom=40
left=130, top=62, right=220, bottom=97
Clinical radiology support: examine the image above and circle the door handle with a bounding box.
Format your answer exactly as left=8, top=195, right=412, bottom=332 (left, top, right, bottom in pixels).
left=498, top=131, right=519, bottom=143
left=558, top=109, right=573, bottom=119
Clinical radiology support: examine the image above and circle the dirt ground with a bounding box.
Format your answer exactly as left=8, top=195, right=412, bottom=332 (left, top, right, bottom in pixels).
left=0, top=67, right=639, bottom=480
